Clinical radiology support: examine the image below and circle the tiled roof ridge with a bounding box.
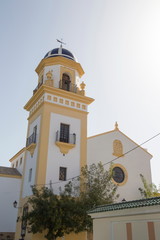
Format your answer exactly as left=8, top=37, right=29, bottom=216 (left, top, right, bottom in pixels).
left=88, top=197, right=160, bottom=214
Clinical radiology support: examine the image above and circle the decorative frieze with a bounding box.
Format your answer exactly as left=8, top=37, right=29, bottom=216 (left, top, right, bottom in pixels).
left=29, top=93, right=87, bottom=116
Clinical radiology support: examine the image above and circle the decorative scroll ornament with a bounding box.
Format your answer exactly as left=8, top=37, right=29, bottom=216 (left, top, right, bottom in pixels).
left=113, top=139, right=123, bottom=157
left=45, top=71, right=54, bottom=87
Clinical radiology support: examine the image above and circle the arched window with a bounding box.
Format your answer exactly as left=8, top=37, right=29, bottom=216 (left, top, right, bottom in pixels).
left=62, top=73, right=71, bottom=91
left=113, top=139, right=123, bottom=157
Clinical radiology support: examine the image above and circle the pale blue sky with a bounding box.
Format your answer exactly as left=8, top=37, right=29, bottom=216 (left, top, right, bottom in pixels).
left=1, top=0, right=160, bottom=186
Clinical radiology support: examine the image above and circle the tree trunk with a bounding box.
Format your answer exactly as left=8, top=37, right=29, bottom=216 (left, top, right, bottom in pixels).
left=45, top=231, right=56, bottom=240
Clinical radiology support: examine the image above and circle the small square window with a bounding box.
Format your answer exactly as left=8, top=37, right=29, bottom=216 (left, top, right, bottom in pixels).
left=59, top=167, right=67, bottom=181
left=47, top=95, right=51, bottom=100
left=76, top=103, right=80, bottom=108
left=53, top=97, right=57, bottom=102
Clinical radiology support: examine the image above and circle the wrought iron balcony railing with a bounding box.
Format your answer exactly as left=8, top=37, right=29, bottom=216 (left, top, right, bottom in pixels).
left=59, top=80, right=77, bottom=93
left=26, top=132, right=37, bottom=147
left=56, top=131, right=76, bottom=145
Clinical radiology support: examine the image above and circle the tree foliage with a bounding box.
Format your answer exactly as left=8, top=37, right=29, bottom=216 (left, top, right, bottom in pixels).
left=138, top=174, right=160, bottom=198
left=63, top=162, right=119, bottom=231
left=25, top=186, right=80, bottom=240
left=24, top=162, right=118, bottom=239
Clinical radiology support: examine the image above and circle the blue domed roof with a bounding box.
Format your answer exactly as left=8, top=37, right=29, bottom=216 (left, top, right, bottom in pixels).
left=44, top=47, right=76, bottom=61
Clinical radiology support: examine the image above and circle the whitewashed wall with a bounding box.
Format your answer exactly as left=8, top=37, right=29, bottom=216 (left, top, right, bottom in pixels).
left=10, top=151, right=25, bottom=174
left=0, top=177, right=21, bottom=232
left=87, top=130, right=152, bottom=201
left=43, top=65, right=80, bottom=88
left=43, top=65, right=60, bottom=88
left=46, top=113, right=81, bottom=194
left=22, top=116, right=41, bottom=197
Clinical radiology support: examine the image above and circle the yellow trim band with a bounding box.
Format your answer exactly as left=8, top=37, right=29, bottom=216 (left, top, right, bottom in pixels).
left=0, top=174, right=22, bottom=179
left=24, top=85, right=94, bottom=111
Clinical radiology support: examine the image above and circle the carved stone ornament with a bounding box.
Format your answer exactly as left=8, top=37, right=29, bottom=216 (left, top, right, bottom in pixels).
left=45, top=71, right=54, bottom=87
left=55, top=141, right=75, bottom=154
left=26, top=143, right=36, bottom=157
left=80, top=81, right=86, bottom=90
left=80, top=81, right=86, bottom=96
left=46, top=71, right=53, bottom=80
left=113, top=139, right=123, bottom=157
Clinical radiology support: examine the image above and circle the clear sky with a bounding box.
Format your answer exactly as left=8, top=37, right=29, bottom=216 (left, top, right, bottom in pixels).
left=0, top=0, right=160, bottom=186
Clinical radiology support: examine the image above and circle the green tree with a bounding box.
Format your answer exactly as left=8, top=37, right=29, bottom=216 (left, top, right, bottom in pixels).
left=63, top=162, right=119, bottom=231
left=138, top=174, right=160, bottom=198
left=25, top=186, right=79, bottom=240
left=24, top=163, right=118, bottom=239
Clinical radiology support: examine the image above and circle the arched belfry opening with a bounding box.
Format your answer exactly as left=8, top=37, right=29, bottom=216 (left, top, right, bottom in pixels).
left=62, top=73, right=71, bottom=91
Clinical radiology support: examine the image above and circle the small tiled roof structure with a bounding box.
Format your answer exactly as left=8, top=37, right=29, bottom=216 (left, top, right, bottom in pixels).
left=0, top=166, right=21, bottom=177
left=88, top=197, right=160, bottom=214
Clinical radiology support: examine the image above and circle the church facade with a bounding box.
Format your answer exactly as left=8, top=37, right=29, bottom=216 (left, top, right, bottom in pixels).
left=0, top=45, right=152, bottom=240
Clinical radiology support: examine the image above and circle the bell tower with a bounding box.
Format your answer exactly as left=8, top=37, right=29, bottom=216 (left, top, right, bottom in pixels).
left=22, top=45, right=94, bottom=197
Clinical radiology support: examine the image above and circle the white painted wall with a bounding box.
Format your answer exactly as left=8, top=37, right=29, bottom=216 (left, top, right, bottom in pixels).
left=46, top=113, right=81, bottom=194
left=90, top=205, right=160, bottom=240
left=22, top=116, right=41, bottom=197
left=11, top=151, right=25, bottom=174
left=87, top=130, right=152, bottom=201
left=43, top=64, right=80, bottom=88
left=0, top=177, right=21, bottom=232
left=43, top=65, right=60, bottom=88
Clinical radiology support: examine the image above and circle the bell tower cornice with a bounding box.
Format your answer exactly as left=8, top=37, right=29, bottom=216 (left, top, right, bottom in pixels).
left=36, top=56, right=84, bottom=77
left=24, top=84, right=94, bottom=112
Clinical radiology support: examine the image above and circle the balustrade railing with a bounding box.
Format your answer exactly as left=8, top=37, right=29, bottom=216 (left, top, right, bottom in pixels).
left=56, top=131, right=76, bottom=144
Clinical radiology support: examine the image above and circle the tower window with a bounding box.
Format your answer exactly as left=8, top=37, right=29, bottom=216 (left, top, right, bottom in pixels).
left=62, top=73, right=71, bottom=91
left=60, top=123, right=69, bottom=143
left=59, top=167, right=67, bottom=181
left=28, top=168, right=32, bottom=182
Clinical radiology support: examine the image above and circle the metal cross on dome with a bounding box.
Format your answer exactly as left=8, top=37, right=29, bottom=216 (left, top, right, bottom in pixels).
left=56, top=38, right=66, bottom=47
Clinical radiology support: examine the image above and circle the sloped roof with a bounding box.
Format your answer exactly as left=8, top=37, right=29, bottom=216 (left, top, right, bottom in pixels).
left=0, top=166, right=21, bottom=177
left=88, top=197, right=160, bottom=214
left=9, top=147, right=25, bottom=162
